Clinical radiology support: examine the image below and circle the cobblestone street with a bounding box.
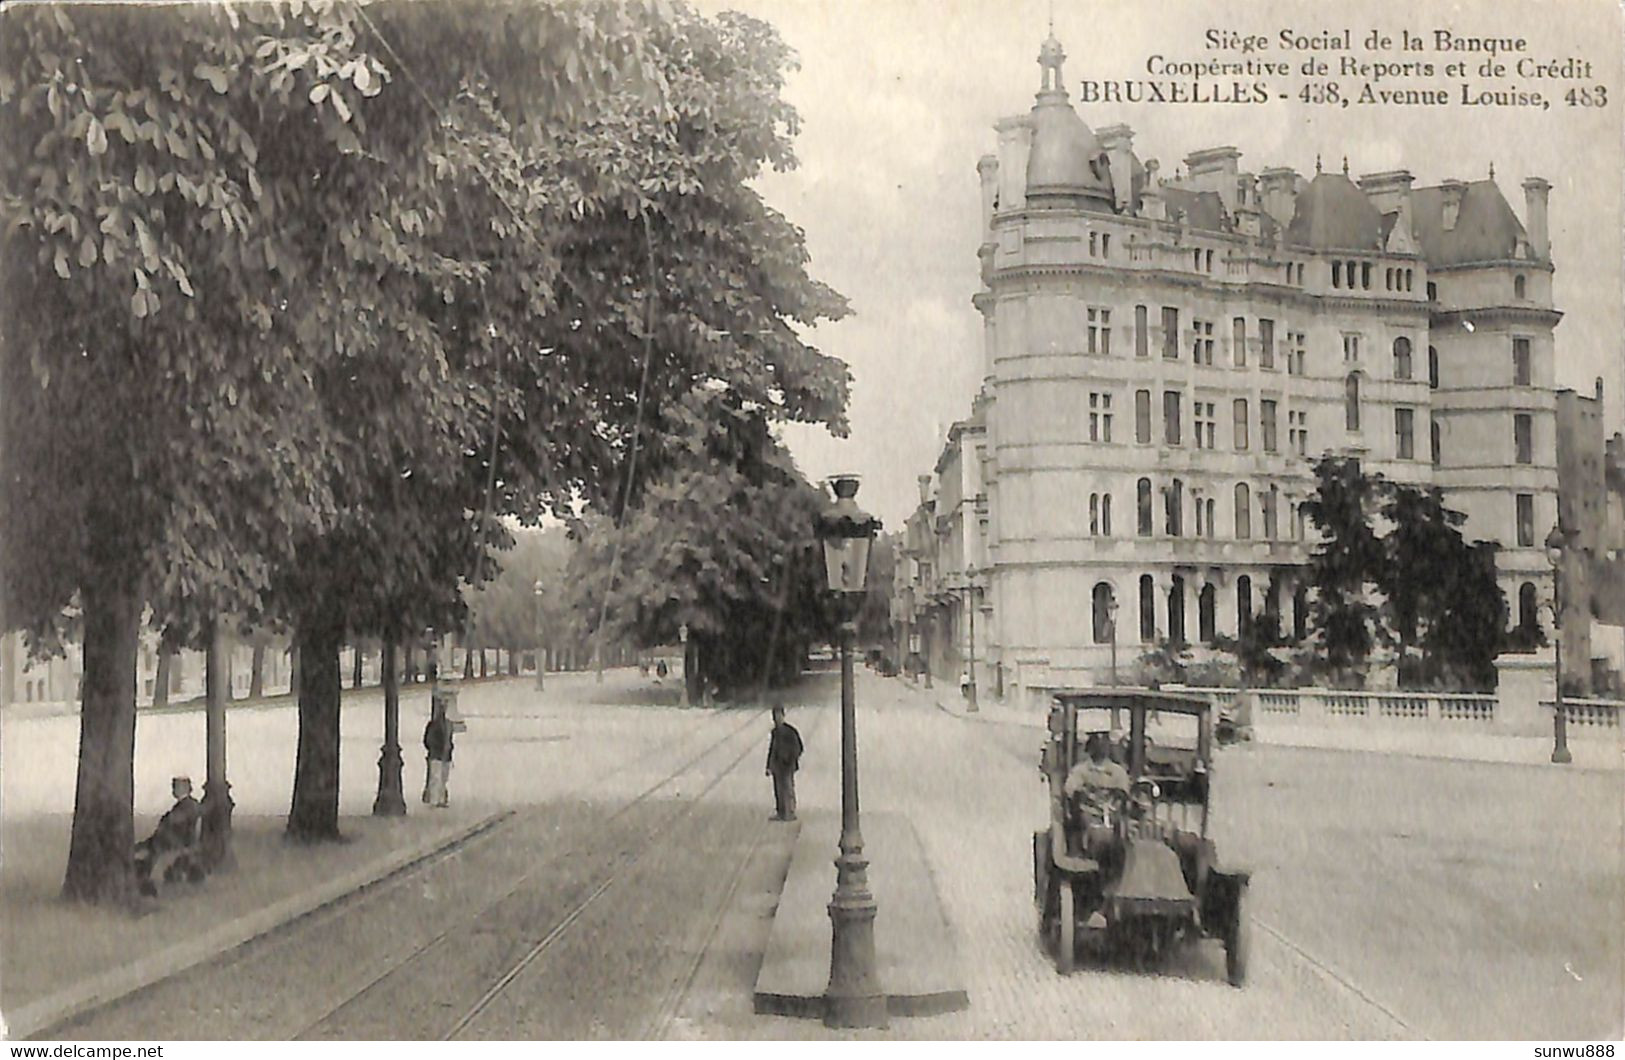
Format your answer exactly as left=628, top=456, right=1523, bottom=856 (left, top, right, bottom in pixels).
left=13, top=668, right=1618, bottom=1040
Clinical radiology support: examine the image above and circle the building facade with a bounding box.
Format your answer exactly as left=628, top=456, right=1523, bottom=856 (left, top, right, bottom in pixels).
left=906, top=33, right=1570, bottom=701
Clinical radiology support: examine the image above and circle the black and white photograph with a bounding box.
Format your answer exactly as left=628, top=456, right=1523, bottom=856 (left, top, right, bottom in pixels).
left=1, top=0, right=1621, bottom=1044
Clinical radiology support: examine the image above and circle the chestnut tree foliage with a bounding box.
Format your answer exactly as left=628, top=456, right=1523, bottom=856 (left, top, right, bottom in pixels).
left=1, top=0, right=848, bottom=897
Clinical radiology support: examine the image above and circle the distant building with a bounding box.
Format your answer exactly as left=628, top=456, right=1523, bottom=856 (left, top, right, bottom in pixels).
left=1556, top=383, right=1625, bottom=693
left=899, top=33, right=1569, bottom=702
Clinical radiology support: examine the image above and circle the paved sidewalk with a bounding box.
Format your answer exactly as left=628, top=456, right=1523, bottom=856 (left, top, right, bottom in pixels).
left=0, top=809, right=506, bottom=1039
left=922, top=680, right=1624, bottom=771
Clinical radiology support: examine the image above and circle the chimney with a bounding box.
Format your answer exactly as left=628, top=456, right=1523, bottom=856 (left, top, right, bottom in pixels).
left=977, top=154, right=999, bottom=239
left=995, top=115, right=1032, bottom=212
left=918, top=474, right=933, bottom=506
left=1183, top=146, right=1243, bottom=212
left=1357, top=170, right=1414, bottom=215
left=1097, top=123, right=1136, bottom=213
left=1140, top=159, right=1166, bottom=221
left=1440, top=179, right=1466, bottom=231
left=1257, top=167, right=1299, bottom=229
left=1523, top=177, right=1551, bottom=260
left=1596, top=376, right=1605, bottom=401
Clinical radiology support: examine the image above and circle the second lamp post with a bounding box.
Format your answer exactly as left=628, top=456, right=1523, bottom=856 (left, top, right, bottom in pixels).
left=814, top=474, right=887, bottom=1029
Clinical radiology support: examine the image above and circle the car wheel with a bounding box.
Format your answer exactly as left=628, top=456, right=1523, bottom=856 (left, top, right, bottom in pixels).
left=1226, top=890, right=1250, bottom=987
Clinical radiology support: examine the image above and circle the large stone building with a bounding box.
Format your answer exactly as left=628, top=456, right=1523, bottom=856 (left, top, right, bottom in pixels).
left=902, top=33, right=1576, bottom=702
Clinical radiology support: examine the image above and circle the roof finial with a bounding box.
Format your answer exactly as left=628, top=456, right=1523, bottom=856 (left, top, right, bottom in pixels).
left=1342, top=155, right=1349, bottom=176
left=1048, top=0, right=1054, bottom=36
left=1315, top=154, right=1322, bottom=174
left=1488, top=160, right=1496, bottom=179
left=1037, top=19, right=1066, bottom=93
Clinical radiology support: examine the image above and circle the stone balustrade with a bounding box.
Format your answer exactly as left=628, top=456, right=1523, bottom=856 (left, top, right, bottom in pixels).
left=1178, top=685, right=1566, bottom=734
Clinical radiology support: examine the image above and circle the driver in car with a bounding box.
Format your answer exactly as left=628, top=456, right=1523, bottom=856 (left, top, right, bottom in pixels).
left=1064, top=733, right=1131, bottom=814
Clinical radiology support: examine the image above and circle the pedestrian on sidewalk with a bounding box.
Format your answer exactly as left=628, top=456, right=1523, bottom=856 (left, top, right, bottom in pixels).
left=765, top=703, right=803, bottom=821
left=423, top=685, right=455, bottom=808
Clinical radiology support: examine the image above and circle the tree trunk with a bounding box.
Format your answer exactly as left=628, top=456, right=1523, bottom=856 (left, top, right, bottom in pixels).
left=289, top=645, right=302, bottom=698
left=152, top=644, right=173, bottom=710
left=287, top=597, right=344, bottom=842
left=202, top=620, right=235, bottom=871
left=248, top=640, right=266, bottom=700
left=352, top=643, right=365, bottom=689
left=685, top=637, right=702, bottom=706
left=62, top=570, right=140, bottom=905
left=463, top=641, right=476, bottom=680
left=479, top=649, right=488, bottom=679
left=508, top=649, right=519, bottom=676
left=405, top=644, right=418, bottom=684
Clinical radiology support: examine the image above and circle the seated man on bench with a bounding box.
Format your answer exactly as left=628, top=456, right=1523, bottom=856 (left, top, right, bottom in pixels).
left=133, top=776, right=204, bottom=897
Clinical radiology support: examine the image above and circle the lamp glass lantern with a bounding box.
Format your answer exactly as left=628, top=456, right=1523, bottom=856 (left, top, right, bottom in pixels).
left=817, top=475, right=881, bottom=594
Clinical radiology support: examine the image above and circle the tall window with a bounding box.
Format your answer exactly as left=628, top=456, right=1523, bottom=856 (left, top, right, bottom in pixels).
left=1194, top=400, right=1217, bottom=449
left=1345, top=373, right=1362, bottom=431
left=1395, top=407, right=1415, bottom=460
left=1235, top=483, right=1252, bottom=539
left=1137, top=478, right=1153, bottom=536
left=1092, top=583, right=1116, bottom=644
left=1101, top=494, right=1112, bottom=536
left=1165, top=479, right=1184, bottom=537
left=1139, top=574, right=1156, bottom=642
left=1289, top=410, right=1308, bottom=456
left=1163, top=390, right=1182, bottom=446
left=1089, top=493, right=1100, bottom=535
left=1237, top=575, right=1253, bottom=636
left=1518, top=582, right=1538, bottom=631
left=1199, top=584, right=1217, bottom=643
left=1514, top=413, right=1533, bottom=464
left=1232, top=398, right=1249, bottom=451
left=1513, top=337, right=1531, bottom=386
left=1232, top=317, right=1247, bottom=366
left=1261, top=399, right=1278, bottom=453
left=1161, top=306, right=1180, bottom=359
left=1194, top=491, right=1206, bottom=537
left=1394, top=337, right=1413, bottom=380
left=1516, top=493, right=1535, bottom=547
left=1431, top=419, right=1442, bottom=466
left=1088, top=392, right=1113, bottom=442
left=1259, top=318, right=1275, bottom=369
left=1428, top=346, right=1439, bottom=389
left=1088, top=307, right=1112, bottom=356
left=1342, top=334, right=1361, bottom=363
left=1514, top=274, right=1527, bottom=299
left=1135, top=389, right=1152, bottom=444
left=1135, top=304, right=1149, bottom=358
left=1204, top=497, right=1216, bottom=538
left=1290, top=331, right=1306, bottom=376
left=1168, top=575, right=1187, bottom=643
left=1263, top=485, right=1279, bottom=539
left=1294, top=585, right=1309, bottom=641
left=1332, top=261, right=1343, bottom=288
left=1192, top=320, right=1214, bottom=365
left=1361, top=262, right=1372, bottom=289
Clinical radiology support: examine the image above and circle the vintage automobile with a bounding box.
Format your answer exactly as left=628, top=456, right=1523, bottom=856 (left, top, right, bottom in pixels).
left=1032, top=688, right=1251, bottom=984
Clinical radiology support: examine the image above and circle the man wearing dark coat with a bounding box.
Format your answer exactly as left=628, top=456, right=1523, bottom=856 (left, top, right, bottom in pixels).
left=765, top=704, right=803, bottom=821
left=423, top=691, right=455, bottom=808
left=134, top=776, right=204, bottom=896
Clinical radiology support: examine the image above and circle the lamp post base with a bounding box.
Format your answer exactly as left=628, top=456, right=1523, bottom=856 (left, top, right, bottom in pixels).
left=825, top=851, right=888, bottom=1029
left=373, top=743, right=407, bottom=816
left=1551, top=746, right=1572, bottom=764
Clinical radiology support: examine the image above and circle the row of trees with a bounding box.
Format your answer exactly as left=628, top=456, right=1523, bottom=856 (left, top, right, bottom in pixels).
left=2, top=1, right=849, bottom=904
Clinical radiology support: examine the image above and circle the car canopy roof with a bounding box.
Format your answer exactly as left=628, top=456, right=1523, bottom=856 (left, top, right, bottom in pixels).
left=1050, top=687, right=1213, bottom=718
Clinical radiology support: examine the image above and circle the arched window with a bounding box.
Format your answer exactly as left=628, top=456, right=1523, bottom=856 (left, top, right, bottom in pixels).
left=1089, top=494, right=1100, bottom=535
left=1431, top=420, right=1442, bottom=466
left=1393, top=336, right=1412, bottom=380
left=1092, top=582, right=1116, bottom=644
left=1168, top=575, right=1187, bottom=643
left=1101, top=494, right=1113, bottom=537
left=1518, top=582, right=1539, bottom=631
left=1199, top=584, right=1217, bottom=643
left=1237, top=575, right=1254, bottom=636
left=1166, top=478, right=1184, bottom=537
left=1514, top=274, right=1526, bottom=299
left=1332, top=261, right=1342, bottom=288
left=1139, top=574, right=1156, bottom=642
left=1345, top=372, right=1362, bottom=431
left=1293, top=585, right=1309, bottom=641
left=1137, top=478, right=1153, bottom=536
left=1428, top=346, right=1439, bottom=389
left=1235, top=483, right=1252, bottom=539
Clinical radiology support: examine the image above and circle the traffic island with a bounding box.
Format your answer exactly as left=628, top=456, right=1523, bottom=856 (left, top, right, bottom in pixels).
left=752, top=809, right=968, bottom=1020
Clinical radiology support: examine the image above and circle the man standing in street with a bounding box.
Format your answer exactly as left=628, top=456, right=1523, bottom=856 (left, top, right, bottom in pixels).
left=423, top=685, right=455, bottom=808
left=765, top=703, right=803, bottom=822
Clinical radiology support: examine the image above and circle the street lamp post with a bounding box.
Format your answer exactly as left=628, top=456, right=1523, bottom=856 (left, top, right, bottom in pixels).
left=964, top=571, right=978, bottom=712
left=1545, top=526, right=1572, bottom=765
left=814, top=474, right=887, bottom=1029
left=1106, top=595, right=1120, bottom=687
left=533, top=580, right=546, bottom=692
left=678, top=623, right=690, bottom=708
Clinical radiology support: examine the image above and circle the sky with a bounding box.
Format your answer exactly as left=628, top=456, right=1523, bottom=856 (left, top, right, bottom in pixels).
left=701, top=0, right=1625, bottom=530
